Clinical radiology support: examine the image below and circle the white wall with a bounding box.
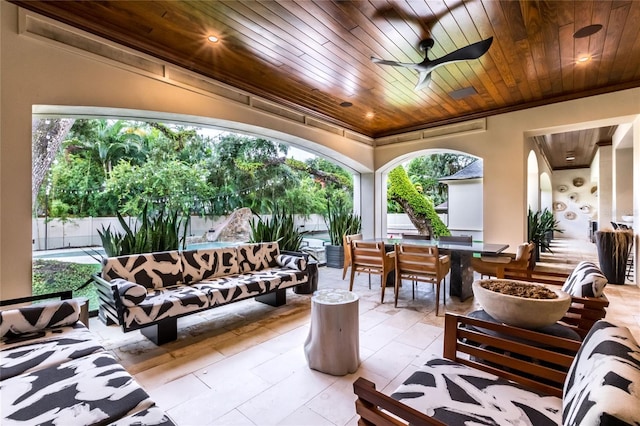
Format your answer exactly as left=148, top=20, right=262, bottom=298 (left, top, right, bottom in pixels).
left=596, top=145, right=614, bottom=230
left=447, top=179, right=483, bottom=235
left=552, top=169, right=597, bottom=240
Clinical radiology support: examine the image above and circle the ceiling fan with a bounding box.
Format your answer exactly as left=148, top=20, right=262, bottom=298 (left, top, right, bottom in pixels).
left=371, top=36, right=494, bottom=91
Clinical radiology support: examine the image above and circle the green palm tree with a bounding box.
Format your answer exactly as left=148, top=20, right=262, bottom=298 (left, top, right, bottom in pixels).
left=92, top=120, right=145, bottom=176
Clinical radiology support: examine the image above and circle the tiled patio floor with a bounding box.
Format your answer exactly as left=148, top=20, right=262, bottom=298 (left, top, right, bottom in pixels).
left=88, top=238, right=639, bottom=425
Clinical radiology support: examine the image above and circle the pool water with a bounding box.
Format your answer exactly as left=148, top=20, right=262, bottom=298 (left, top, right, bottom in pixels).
left=33, top=241, right=238, bottom=261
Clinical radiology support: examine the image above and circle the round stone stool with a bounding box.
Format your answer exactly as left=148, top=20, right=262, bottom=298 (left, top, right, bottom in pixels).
left=304, top=288, right=360, bottom=376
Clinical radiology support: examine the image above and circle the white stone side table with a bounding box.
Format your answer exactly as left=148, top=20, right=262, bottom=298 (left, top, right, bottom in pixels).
left=304, top=288, right=360, bottom=376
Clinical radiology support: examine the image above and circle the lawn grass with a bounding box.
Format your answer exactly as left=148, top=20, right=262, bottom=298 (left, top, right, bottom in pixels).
left=32, top=260, right=102, bottom=312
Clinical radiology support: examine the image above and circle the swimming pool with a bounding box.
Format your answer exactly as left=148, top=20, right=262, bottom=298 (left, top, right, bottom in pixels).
left=32, top=241, right=239, bottom=262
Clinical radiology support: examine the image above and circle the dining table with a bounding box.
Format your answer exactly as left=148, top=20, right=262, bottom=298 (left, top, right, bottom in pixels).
left=368, top=238, right=510, bottom=302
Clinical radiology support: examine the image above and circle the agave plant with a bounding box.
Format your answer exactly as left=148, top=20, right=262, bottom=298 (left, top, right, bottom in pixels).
left=249, top=205, right=305, bottom=252
left=324, top=198, right=362, bottom=246
left=98, top=203, right=189, bottom=257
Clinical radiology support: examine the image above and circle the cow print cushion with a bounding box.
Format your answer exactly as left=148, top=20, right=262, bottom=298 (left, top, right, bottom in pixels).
left=0, top=322, right=104, bottom=380
left=237, top=242, right=280, bottom=273
left=562, top=261, right=608, bottom=298
left=193, top=268, right=308, bottom=306
left=0, top=299, right=80, bottom=338
left=391, top=358, right=562, bottom=425
left=181, top=247, right=239, bottom=283
left=562, top=320, right=640, bottom=426
left=103, top=251, right=183, bottom=289
left=113, top=278, right=148, bottom=307
left=121, top=285, right=210, bottom=329
left=0, top=351, right=155, bottom=425
left=276, top=254, right=307, bottom=271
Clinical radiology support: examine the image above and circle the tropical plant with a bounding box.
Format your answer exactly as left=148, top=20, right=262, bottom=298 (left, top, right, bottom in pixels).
left=98, top=204, right=189, bottom=257
left=527, top=208, right=563, bottom=253
left=324, top=198, right=362, bottom=246
left=249, top=205, right=306, bottom=252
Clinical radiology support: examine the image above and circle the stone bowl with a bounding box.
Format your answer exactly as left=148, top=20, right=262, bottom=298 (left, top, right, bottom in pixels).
left=472, top=279, right=571, bottom=329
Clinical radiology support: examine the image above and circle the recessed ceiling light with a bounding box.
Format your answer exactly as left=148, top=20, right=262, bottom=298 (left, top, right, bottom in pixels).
left=340, top=101, right=353, bottom=107
left=207, top=35, right=219, bottom=43
left=365, top=112, right=374, bottom=119
left=576, top=55, right=591, bottom=64
left=573, top=24, right=603, bottom=39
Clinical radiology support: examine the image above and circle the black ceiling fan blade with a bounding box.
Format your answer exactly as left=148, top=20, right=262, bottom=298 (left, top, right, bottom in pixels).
left=429, top=37, right=493, bottom=68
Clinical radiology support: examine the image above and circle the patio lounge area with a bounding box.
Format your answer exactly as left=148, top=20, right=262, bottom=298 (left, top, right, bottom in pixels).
left=83, top=238, right=639, bottom=426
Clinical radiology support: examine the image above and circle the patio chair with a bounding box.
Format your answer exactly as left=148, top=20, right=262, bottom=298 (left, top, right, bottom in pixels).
left=342, top=233, right=370, bottom=287
left=393, top=244, right=450, bottom=315
left=472, top=242, right=535, bottom=279
left=349, top=240, right=395, bottom=303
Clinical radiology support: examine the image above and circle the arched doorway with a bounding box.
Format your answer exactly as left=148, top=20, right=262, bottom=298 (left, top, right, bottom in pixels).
left=377, top=149, right=481, bottom=239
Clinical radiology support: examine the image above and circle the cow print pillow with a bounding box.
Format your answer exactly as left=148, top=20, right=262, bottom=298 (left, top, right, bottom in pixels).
left=563, top=320, right=640, bottom=426
left=562, top=261, right=607, bottom=298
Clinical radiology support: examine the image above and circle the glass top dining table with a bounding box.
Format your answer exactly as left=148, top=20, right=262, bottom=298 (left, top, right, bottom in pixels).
left=366, top=238, right=510, bottom=302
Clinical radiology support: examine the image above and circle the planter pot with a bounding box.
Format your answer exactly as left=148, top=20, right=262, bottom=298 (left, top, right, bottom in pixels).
left=325, top=244, right=344, bottom=269
left=595, top=231, right=631, bottom=284
left=472, top=279, right=571, bottom=329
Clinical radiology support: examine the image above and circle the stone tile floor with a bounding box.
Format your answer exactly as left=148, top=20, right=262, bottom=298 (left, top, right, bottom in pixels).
left=88, top=238, right=639, bottom=425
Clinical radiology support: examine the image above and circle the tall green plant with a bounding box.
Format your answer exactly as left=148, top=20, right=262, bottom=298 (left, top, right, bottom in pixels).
left=249, top=205, right=305, bottom=252
left=98, top=203, right=188, bottom=257
left=324, top=198, right=362, bottom=246
left=528, top=208, right=562, bottom=253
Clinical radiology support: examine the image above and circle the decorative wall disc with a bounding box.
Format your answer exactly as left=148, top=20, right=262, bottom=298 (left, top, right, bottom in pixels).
left=553, top=201, right=567, bottom=211
left=564, top=211, right=577, bottom=220
left=572, top=177, right=584, bottom=187
left=590, top=185, right=597, bottom=194
left=579, top=204, right=591, bottom=214
left=568, top=192, right=579, bottom=202
left=557, top=185, right=568, bottom=193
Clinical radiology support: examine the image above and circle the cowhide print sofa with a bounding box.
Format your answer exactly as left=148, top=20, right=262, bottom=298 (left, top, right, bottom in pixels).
left=0, top=298, right=174, bottom=425
left=354, top=313, right=640, bottom=426
left=92, top=242, right=309, bottom=344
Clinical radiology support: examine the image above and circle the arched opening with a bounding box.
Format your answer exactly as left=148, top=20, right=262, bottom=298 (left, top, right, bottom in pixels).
left=377, top=148, right=481, bottom=239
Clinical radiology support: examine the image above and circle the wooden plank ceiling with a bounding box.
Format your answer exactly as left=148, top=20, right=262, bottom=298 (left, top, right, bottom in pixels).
left=10, top=0, right=640, bottom=169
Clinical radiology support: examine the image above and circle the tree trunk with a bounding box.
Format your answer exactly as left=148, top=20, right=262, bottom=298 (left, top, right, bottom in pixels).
left=392, top=197, right=433, bottom=236
left=31, top=118, right=75, bottom=204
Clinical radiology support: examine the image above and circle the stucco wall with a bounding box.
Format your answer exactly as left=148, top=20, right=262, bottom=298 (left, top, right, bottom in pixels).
left=447, top=179, right=483, bottom=235
left=552, top=169, right=597, bottom=240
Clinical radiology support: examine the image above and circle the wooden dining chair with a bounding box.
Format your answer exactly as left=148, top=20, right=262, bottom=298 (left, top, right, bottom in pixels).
left=472, top=242, right=535, bottom=279
left=393, top=244, right=450, bottom=315
left=349, top=240, right=395, bottom=303
left=343, top=233, right=371, bottom=288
